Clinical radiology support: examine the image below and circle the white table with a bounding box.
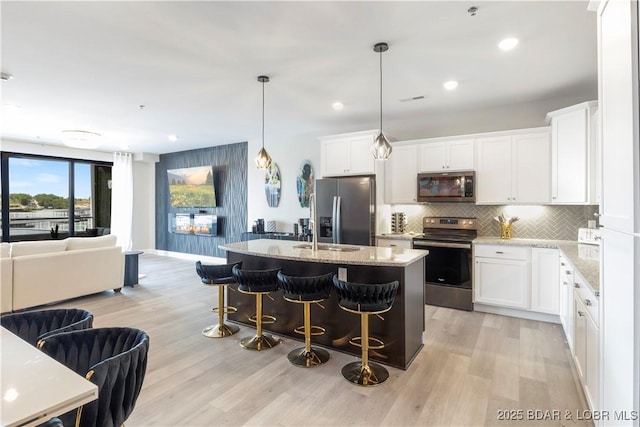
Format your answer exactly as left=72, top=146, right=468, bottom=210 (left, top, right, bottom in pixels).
left=1, top=327, right=98, bottom=427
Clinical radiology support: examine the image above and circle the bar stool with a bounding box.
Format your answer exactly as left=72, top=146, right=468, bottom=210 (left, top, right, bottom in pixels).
left=277, top=271, right=334, bottom=367
left=195, top=261, right=241, bottom=338
left=332, top=276, right=399, bottom=386
left=232, top=265, right=281, bottom=350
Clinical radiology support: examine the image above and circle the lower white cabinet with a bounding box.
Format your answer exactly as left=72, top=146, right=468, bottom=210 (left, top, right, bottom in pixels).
left=474, top=245, right=531, bottom=309
left=530, top=248, right=560, bottom=314
left=573, top=279, right=599, bottom=411
left=558, top=254, right=575, bottom=352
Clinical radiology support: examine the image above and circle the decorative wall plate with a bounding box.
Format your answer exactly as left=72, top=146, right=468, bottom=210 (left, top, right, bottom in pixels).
left=264, top=163, right=281, bottom=207
left=296, top=160, right=314, bottom=208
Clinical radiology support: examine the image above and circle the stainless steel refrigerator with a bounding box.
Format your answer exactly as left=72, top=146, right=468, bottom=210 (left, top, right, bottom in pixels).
left=314, top=176, right=376, bottom=246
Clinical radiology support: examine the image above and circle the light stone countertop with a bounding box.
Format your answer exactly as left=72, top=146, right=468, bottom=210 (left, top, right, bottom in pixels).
left=219, top=239, right=428, bottom=267
left=473, top=237, right=600, bottom=295
left=376, top=233, right=423, bottom=241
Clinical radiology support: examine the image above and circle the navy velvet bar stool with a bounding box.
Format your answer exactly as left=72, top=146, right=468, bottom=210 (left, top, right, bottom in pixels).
left=195, top=261, right=242, bottom=338
left=232, top=265, right=281, bottom=351
left=333, top=276, right=399, bottom=386
left=277, top=271, right=334, bottom=367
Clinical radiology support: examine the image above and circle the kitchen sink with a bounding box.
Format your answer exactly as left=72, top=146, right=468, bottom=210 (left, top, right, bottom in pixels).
left=293, top=243, right=361, bottom=252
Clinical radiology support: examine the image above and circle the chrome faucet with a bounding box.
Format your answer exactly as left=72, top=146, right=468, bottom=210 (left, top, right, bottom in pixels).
left=309, top=192, right=318, bottom=251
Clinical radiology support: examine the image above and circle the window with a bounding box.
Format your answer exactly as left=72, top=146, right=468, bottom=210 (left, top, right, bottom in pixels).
left=0, top=152, right=112, bottom=242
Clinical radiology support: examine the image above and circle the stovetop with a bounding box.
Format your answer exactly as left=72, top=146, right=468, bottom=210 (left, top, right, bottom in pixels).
left=414, top=217, right=478, bottom=243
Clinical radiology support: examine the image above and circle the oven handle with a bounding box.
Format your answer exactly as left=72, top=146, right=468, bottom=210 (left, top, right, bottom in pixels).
left=412, top=240, right=471, bottom=250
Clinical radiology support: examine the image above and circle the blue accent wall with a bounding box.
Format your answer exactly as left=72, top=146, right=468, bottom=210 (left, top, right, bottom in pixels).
left=155, top=142, right=247, bottom=257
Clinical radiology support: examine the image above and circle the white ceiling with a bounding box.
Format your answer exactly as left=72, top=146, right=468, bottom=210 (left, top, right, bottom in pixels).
left=1, top=1, right=597, bottom=155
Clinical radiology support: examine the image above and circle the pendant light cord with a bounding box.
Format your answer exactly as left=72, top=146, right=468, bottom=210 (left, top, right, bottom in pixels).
left=262, top=80, right=265, bottom=150
left=379, top=49, right=383, bottom=133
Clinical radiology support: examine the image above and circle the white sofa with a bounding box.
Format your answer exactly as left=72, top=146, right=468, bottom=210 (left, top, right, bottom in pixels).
left=0, top=235, right=124, bottom=312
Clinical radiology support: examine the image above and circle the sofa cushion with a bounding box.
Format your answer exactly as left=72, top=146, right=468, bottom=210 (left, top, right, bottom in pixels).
left=0, top=242, right=10, bottom=259
left=11, top=240, right=68, bottom=257
left=66, top=234, right=117, bottom=251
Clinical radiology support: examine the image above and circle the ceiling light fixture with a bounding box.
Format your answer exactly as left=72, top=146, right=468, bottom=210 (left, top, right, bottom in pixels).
left=255, top=75, right=272, bottom=169
left=168, top=134, right=178, bottom=142
left=332, top=101, right=344, bottom=111
left=0, top=72, right=14, bottom=81
left=443, top=80, right=459, bottom=91
left=61, top=130, right=101, bottom=149
left=498, top=37, right=519, bottom=51
left=371, top=42, right=392, bottom=160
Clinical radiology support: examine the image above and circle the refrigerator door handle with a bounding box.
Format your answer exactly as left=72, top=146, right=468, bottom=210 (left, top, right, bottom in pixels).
left=333, top=196, right=341, bottom=244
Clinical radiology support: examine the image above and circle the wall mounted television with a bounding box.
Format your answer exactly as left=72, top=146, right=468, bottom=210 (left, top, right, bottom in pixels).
left=167, top=166, right=216, bottom=207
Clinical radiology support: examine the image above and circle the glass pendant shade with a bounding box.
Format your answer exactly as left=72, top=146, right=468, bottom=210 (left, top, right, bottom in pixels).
left=254, top=146, right=272, bottom=169
left=371, top=132, right=392, bottom=159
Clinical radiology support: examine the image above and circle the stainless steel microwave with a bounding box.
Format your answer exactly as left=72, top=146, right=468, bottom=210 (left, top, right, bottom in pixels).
left=417, top=171, right=475, bottom=203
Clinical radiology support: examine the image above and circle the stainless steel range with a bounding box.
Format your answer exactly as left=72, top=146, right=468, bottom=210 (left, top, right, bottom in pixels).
left=412, top=217, right=477, bottom=311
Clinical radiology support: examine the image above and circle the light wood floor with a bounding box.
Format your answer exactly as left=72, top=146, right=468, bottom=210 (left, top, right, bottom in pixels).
left=47, top=253, right=591, bottom=427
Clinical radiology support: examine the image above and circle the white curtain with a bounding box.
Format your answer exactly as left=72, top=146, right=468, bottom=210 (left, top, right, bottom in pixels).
left=110, top=152, right=133, bottom=251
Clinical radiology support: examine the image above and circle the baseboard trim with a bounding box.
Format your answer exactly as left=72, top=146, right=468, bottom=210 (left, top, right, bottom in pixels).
left=474, top=303, right=561, bottom=324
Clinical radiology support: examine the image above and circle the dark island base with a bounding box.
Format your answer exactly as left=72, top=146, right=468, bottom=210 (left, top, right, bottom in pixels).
left=226, top=252, right=425, bottom=370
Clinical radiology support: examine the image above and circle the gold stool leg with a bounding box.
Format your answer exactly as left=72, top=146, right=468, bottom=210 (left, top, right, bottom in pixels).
left=202, top=285, right=239, bottom=338
left=341, top=313, right=389, bottom=386
left=240, top=292, right=280, bottom=351
left=287, top=301, right=330, bottom=367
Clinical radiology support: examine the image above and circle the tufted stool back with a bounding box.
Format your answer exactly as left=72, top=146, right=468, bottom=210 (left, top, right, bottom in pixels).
left=37, top=327, right=149, bottom=427
left=232, top=265, right=280, bottom=293
left=0, top=308, right=93, bottom=346
left=333, top=277, right=399, bottom=313
left=277, top=271, right=334, bottom=302
left=196, top=261, right=242, bottom=285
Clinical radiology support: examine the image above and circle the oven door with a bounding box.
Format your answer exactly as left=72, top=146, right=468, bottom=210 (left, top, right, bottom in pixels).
left=413, top=240, right=472, bottom=288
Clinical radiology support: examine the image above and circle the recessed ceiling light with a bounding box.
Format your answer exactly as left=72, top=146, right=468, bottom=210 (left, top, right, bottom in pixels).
left=498, top=37, right=519, bottom=51
left=168, top=134, right=178, bottom=142
left=443, top=80, right=459, bottom=91
left=332, top=101, right=344, bottom=111
left=0, top=72, right=14, bottom=81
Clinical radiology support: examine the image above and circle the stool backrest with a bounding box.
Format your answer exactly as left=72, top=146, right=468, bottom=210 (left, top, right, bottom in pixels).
left=232, top=265, right=281, bottom=293
left=196, top=261, right=242, bottom=284
left=333, top=277, right=399, bottom=313
left=277, top=271, right=334, bottom=301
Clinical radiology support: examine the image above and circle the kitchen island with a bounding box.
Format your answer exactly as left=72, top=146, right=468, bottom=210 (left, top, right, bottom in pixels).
left=219, top=239, right=428, bottom=370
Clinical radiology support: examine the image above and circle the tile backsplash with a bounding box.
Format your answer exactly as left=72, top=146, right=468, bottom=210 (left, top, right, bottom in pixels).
left=391, top=204, right=599, bottom=241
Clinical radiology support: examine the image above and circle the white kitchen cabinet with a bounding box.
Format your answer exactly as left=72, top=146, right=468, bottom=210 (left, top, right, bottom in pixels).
left=474, top=245, right=531, bottom=309
left=319, top=130, right=378, bottom=177
left=419, top=139, right=474, bottom=172
left=385, top=144, right=418, bottom=203
left=546, top=101, right=599, bottom=205
left=376, top=237, right=412, bottom=249
left=531, top=248, right=560, bottom=314
left=475, top=129, right=551, bottom=204
left=573, top=276, right=599, bottom=412
left=558, top=254, right=575, bottom=352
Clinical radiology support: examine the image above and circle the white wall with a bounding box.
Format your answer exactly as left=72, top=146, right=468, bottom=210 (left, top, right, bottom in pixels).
left=247, top=135, right=321, bottom=233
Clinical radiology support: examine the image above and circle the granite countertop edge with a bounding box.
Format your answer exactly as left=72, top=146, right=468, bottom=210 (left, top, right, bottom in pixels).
left=473, top=237, right=600, bottom=296
left=219, top=240, right=428, bottom=268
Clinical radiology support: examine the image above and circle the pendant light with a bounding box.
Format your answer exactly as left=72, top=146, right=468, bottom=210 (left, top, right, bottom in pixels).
left=255, top=75, right=273, bottom=169
left=371, top=42, right=392, bottom=160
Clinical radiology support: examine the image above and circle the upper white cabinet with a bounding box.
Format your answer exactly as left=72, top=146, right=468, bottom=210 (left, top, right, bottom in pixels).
left=385, top=144, right=418, bottom=204
left=546, top=101, right=599, bottom=205
left=419, top=139, right=474, bottom=172
left=320, top=130, right=378, bottom=177
left=475, top=128, right=551, bottom=204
